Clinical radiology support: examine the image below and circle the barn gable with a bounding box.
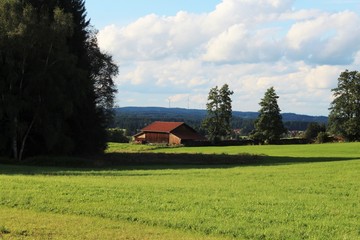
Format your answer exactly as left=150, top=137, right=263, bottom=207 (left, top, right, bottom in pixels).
left=134, top=121, right=204, bottom=144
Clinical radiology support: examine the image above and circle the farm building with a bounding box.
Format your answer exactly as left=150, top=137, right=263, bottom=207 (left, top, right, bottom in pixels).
left=133, top=121, right=205, bottom=145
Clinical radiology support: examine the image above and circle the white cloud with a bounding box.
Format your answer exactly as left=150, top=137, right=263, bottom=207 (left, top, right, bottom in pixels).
left=203, top=24, right=283, bottom=63
left=280, top=9, right=325, bottom=21
left=97, top=0, right=360, bottom=115
left=286, top=11, right=360, bottom=64
left=304, top=65, right=342, bottom=89
left=169, top=94, right=189, bottom=103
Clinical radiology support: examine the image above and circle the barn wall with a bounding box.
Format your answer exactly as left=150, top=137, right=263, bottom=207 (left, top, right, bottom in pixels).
left=146, top=132, right=169, bottom=143
left=135, top=133, right=145, bottom=140
left=173, top=125, right=192, bottom=134
left=171, top=124, right=203, bottom=141
left=169, top=134, right=181, bottom=145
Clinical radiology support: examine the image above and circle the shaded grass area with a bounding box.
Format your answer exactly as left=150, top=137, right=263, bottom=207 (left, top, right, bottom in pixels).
left=0, top=155, right=358, bottom=176
left=2, top=142, right=360, bottom=169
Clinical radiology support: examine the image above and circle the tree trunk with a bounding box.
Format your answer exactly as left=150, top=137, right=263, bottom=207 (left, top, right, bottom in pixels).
left=12, top=117, right=18, bottom=161
left=18, top=116, right=36, bottom=162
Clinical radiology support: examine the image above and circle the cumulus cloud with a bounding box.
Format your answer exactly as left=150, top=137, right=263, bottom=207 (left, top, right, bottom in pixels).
left=97, top=0, right=360, bottom=115
left=203, top=24, right=283, bottom=63
left=286, top=11, right=360, bottom=64
left=304, top=65, right=342, bottom=89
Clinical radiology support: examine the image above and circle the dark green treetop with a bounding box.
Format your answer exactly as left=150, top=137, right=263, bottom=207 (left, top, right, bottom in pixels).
left=251, top=87, right=287, bottom=144
left=0, top=0, right=118, bottom=161
left=202, top=84, right=234, bottom=143
left=304, top=122, right=326, bottom=142
left=329, top=70, right=360, bottom=141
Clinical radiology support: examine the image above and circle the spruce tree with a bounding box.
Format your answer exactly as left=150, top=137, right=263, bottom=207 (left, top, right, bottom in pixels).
left=251, top=87, right=286, bottom=144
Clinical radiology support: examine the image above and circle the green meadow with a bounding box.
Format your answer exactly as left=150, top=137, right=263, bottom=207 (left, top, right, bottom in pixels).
left=1, top=143, right=360, bottom=239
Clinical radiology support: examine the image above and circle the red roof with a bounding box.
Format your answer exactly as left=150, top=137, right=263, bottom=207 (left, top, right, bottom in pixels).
left=142, top=121, right=184, bottom=133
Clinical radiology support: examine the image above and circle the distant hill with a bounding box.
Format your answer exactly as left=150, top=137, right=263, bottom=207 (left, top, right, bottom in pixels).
left=112, top=107, right=328, bottom=135
left=115, top=107, right=328, bottom=123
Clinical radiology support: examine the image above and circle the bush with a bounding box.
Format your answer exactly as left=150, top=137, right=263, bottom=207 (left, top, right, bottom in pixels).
left=304, top=122, right=326, bottom=142
left=316, top=132, right=329, bottom=144
left=106, top=128, right=129, bottom=143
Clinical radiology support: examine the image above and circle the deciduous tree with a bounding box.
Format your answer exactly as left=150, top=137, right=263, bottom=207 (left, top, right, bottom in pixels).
left=0, top=1, right=77, bottom=160
left=202, top=84, right=233, bottom=143
left=0, top=0, right=118, bottom=160
left=329, top=70, right=360, bottom=141
left=304, top=122, right=326, bottom=142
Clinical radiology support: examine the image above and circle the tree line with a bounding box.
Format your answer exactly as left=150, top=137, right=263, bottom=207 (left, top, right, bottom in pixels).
left=0, top=0, right=117, bottom=161
left=111, top=110, right=313, bottom=138
left=202, top=84, right=287, bottom=144
left=1, top=0, right=358, bottom=161
left=203, top=70, right=360, bottom=144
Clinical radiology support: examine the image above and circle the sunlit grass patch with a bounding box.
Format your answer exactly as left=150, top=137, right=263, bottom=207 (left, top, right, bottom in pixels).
left=1, top=158, right=359, bottom=239
left=0, top=142, right=359, bottom=239
left=0, top=207, right=220, bottom=240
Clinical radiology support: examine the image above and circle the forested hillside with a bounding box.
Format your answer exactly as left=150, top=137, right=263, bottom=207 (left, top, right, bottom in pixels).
left=112, top=107, right=328, bottom=135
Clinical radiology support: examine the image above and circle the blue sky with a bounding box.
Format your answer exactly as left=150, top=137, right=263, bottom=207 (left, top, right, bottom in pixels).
left=86, top=1, right=360, bottom=28
left=85, top=0, right=360, bottom=115
left=86, top=1, right=222, bottom=28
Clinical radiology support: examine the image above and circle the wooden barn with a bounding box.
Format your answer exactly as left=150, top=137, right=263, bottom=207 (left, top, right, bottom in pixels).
left=133, top=121, right=204, bottom=145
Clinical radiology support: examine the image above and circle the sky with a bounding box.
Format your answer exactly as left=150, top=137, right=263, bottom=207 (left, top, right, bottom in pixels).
left=85, top=0, right=360, bottom=116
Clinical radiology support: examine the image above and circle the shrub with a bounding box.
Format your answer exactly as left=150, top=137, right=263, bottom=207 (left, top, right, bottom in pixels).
left=316, top=132, right=329, bottom=144
left=304, top=122, right=326, bottom=142
left=106, top=128, right=129, bottom=143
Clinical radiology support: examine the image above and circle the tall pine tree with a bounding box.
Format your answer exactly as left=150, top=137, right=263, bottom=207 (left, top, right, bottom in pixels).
left=26, top=0, right=118, bottom=154
left=251, top=87, right=287, bottom=144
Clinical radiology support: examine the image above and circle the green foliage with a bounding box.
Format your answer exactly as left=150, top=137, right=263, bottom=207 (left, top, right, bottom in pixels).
left=112, top=107, right=326, bottom=137
left=0, top=0, right=118, bottom=160
left=106, top=128, right=129, bottom=143
left=329, top=70, right=360, bottom=141
left=304, top=122, right=326, bottom=142
left=0, top=1, right=78, bottom=160
left=251, top=87, right=287, bottom=143
left=202, top=84, right=234, bottom=143
left=0, top=143, right=359, bottom=239
left=316, top=132, right=329, bottom=144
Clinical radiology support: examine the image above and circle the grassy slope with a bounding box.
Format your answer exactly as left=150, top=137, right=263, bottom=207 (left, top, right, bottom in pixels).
left=1, top=143, right=360, bottom=239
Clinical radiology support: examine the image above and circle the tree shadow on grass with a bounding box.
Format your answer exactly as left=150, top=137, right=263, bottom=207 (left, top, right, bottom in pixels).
left=0, top=152, right=359, bottom=175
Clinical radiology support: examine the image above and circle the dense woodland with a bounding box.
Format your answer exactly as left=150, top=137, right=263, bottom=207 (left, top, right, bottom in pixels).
left=0, top=0, right=117, bottom=161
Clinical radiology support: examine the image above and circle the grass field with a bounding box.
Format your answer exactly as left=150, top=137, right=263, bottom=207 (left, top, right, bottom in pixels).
left=107, top=142, right=360, bottom=158
left=1, top=143, right=360, bottom=239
